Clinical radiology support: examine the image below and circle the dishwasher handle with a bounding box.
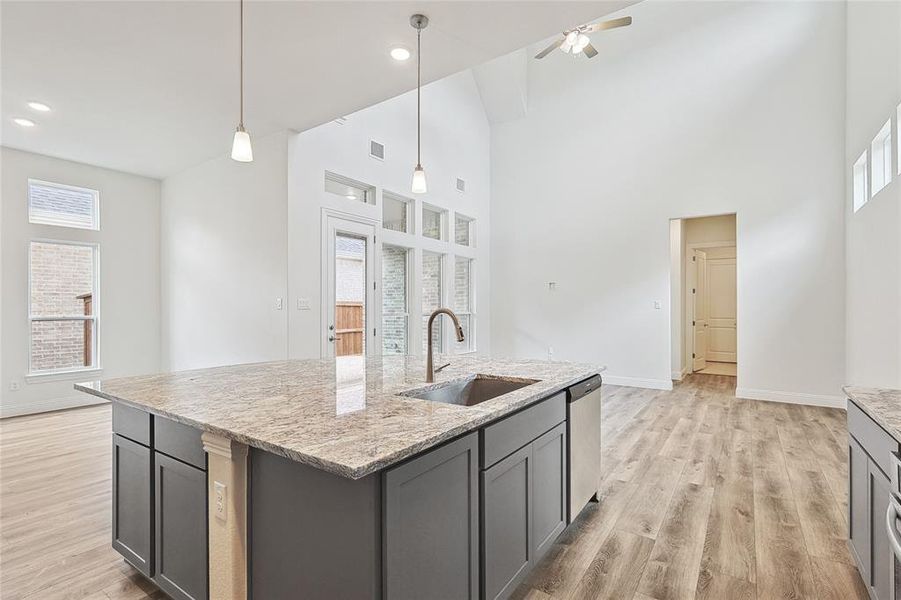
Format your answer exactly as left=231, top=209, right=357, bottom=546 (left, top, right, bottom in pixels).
left=568, top=375, right=602, bottom=402
left=887, top=494, right=901, bottom=561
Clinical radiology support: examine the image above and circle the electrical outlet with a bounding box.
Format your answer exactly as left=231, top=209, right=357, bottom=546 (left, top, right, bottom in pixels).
left=276, top=297, right=284, bottom=310
left=9, top=381, right=20, bottom=392
left=653, top=301, right=661, bottom=309
left=214, top=481, right=227, bottom=521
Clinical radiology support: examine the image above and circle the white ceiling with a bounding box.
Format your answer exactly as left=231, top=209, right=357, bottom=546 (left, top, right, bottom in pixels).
left=1, top=1, right=636, bottom=179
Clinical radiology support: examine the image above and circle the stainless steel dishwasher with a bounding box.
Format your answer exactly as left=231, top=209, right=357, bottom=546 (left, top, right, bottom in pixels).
left=567, top=374, right=602, bottom=523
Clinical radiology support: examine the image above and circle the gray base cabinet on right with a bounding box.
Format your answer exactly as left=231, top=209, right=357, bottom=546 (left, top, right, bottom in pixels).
left=848, top=399, right=901, bottom=600
left=482, top=421, right=567, bottom=600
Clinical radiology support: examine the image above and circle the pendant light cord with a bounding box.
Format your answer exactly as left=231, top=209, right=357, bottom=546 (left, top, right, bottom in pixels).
left=239, top=0, right=245, bottom=129
left=416, top=25, right=421, bottom=167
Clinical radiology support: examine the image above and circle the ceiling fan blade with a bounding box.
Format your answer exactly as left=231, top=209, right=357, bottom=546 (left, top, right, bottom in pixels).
left=583, top=42, right=598, bottom=58
left=534, top=37, right=564, bottom=59
left=584, top=16, right=632, bottom=33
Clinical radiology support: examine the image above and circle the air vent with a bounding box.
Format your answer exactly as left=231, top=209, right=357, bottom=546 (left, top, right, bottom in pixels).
left=333, top=116, right=347, bottom=126
left=456, top=178, right=466, bottom=193
left=370, top=140, right=385, bottom=160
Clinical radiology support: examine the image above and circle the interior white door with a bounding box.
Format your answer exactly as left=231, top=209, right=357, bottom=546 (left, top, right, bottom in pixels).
left=692, top=249, right=708, bottom=371
left=706, top=257, right=737, bottom=362
left=321, top=215, right=376, bottom=358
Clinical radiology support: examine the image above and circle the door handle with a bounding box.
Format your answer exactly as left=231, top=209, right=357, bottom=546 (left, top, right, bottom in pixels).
left=328, top=335, right=342, bottom=342
left=886, top=495, right=901, bottom=561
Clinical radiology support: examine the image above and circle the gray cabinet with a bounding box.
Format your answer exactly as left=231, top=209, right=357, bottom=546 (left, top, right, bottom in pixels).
left=848, top=399, right=901, bottom=600
left=112, top=434, right=153, bottom=577
left=849, top=435, right=870, bottom=581
left=383, top=432, right=480, bottom=600
left=154, top=452, right=208, bottom=600
left=482, top=421, right=567, bottom=600
left=530, top=423, right=567, bottom=561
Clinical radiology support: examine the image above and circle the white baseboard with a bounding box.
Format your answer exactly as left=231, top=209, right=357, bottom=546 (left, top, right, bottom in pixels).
left=0, top=394, right=109, bottom=419
left=735, top=387, right=846, bottom=409
left=603, top=375, right=673, bottom=391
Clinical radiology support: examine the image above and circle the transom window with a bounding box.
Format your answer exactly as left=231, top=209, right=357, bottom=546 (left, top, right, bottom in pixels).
left=852, top=151, right=868, bottom=213
left=28, top=241, right=99, bottom=374
left=455, top=213, right=474, bottom=247
left=325, top=172, right=375, bottom=204
left=871, top=120, right=892, bottom=196
left=422, top=204, right=446, bottom=241
left=382, top=192, right=412, bottom=234
left=28, top=179, right=99, bottom=230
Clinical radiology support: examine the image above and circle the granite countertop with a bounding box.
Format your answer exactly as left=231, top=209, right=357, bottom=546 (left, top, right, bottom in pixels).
left=76, top=355, right=602, bottom=479
left=844, top=385, right=901, bottom=443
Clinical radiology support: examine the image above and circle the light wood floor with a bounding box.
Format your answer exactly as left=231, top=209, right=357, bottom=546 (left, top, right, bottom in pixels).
left=512, top=374, right=868, bottom=600
left=0, top=375, right=867, bottom=600
left=0, top=405, right=165, bottom=600
left=696, top=362, right=737, bottom=377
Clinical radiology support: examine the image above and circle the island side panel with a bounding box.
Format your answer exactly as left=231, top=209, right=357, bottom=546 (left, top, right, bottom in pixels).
left=249, top=449, right=381, bottom=599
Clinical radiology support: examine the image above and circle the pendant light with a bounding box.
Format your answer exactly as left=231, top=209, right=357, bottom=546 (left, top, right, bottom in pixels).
left=230, top=0, right=253, bottom=162
left=410, top=14, right=429, bottom=193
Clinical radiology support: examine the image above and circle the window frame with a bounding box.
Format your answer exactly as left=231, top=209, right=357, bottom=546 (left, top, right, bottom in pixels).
left=454, top=213, right=475, bottom=247
left=421, top=203, right=447, bottom=241
left=852, top=150, right=869, bottom=213
left=421, top=250, right=446, bottom=353
left=381, top=191, right=414, bottom=235
left=870, top=119, right=892, bottom=197
left=324, top=171, right=376, bottom=205
left=27, top=239, right=101, bottom=377
left=380, top=243, right=412, bottom=356
left=453, top=256, right=476, bottom=354
left=28, top=178, right=101, bottom=231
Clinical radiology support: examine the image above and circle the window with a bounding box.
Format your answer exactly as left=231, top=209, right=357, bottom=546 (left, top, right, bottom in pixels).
left=28, top=241, right=98, bottom=374
left=382, top=245, right=410, bottom=355
left=28, top=179, right=99, bottom=230
left=455, top=213, right=474, bottom=247
left=422, top=204, right=446, bottom=241
left=382, top=192, right=412, bottom=234
left=421, top=251, right=443, bottom=352
left=871, top=120, right=892, bottom=196
left=853, top=151, right=868, bottom=212
left=454, top=257, right=474, bottom=353
left=325, top=172, right=375, bottom=204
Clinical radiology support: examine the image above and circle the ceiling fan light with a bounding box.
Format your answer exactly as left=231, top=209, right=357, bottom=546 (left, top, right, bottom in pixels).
left=411, top=165, right=428, bottom=194
left=565, top=31, right=579, bottom=45
left=576, top=34, right=591, bottom=51
left=231, top=127, right=253, bottom=162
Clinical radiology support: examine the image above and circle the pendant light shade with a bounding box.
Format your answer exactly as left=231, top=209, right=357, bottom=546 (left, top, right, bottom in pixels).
left=231, top=0, right=253, bottom=162
left=231, top=126, right=253, bottom=162
left=411, top=164, right=428, bottom=194
left=410, top=14, right=429, bottom=193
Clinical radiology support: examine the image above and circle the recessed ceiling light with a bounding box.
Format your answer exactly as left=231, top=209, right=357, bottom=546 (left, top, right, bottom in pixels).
left=13, top=117, right=36, bottom=127
left=27, top=101, right=51, bottom=112
left=390, top=46, right=411, bottom=61
left=346, top=194, right=357, bottom=200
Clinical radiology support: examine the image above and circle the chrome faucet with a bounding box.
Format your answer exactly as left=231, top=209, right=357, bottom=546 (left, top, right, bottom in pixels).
left=426, top=308, right=465, bottom=383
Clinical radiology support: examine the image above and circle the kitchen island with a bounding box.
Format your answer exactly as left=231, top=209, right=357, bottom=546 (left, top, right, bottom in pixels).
left=76, top=355, right=603, bottom=600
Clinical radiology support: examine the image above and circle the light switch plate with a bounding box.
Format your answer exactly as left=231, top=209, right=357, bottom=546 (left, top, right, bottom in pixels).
left=297, top=298, right=311, bottom=310
left=276, top=298, right=284, bottom=310
left=214, top=481, right=227, bottom=521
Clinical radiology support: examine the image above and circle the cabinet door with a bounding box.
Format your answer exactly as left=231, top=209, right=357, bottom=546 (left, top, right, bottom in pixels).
left=112, top=434, right=153, bottom=576
left=154, top=453, right=208, bottom=600
left=482, top=444, right=531, bottom=600
left=871, top=462, right=892, bottom=600
left=384, top=433, right=479, bottom=600
left=850, top=436, right=870, bottom=581
left=531, top=423, right=567, bottom=562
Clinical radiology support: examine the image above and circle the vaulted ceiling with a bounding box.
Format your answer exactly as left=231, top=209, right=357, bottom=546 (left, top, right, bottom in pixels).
left=1, top=1, right=636, bottom=178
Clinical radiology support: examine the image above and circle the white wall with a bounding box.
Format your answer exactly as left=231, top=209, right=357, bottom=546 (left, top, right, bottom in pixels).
left=1, top=147, right=160, bottom=416
left=287, top=70, right=491, bottom=359
left=160, top=131, right=289, bottom=371
left=161, top=72, right=490, bottom=368
left=490, top=1, right=847, bottom=403
left=845, top=0, right=901, bottom=389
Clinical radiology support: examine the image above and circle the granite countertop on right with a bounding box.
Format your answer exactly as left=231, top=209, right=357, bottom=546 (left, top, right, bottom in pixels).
left=844, top=385, right=901, bottom=443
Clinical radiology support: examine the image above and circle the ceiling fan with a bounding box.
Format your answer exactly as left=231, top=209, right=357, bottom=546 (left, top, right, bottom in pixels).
left=534, top=16, right=632, bottom=59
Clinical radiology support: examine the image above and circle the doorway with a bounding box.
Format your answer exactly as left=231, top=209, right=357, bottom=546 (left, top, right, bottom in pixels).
left=321, top=213, right=376, bottom=358
left=670, top=214, right=737, bottom=379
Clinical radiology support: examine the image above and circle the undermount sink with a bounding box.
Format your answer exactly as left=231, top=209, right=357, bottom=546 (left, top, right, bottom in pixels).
left=401, top=375, right=539, bottom=407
